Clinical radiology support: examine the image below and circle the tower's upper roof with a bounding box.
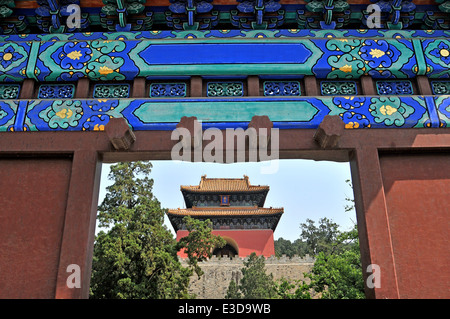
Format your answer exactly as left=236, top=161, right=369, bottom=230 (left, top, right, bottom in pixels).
left=180, top=175, right=269, bottom=193
left=169, top=175, right=283, bottom=232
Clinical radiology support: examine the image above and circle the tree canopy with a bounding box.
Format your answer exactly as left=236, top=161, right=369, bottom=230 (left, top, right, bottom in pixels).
left=90, top=161, right=224, bottom=299
left=225, top=252, right=278, bottom=299
left=228, top=222, right=364, bottom=299
left=306, top=225, right=365, bottom=299
left=270, top=184, right=365, bottom=299
left=230, top=210, right=364, bottom=299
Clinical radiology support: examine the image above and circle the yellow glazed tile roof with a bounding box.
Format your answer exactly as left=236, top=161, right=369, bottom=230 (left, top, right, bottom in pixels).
left=167, top=206, right=283, bottom=217
left=180, top=175, right=269, bottom=193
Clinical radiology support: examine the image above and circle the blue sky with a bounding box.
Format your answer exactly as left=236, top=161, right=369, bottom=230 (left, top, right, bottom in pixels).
left=98, top=159, right=356, bottom=242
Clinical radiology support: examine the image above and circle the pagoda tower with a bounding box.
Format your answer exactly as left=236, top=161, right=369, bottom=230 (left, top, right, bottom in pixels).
left=167, top=175, right=283, bottom=258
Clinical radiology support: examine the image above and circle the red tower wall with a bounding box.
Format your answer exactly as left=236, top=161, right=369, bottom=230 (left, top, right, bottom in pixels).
left=176, top=229, right=275, bottom=258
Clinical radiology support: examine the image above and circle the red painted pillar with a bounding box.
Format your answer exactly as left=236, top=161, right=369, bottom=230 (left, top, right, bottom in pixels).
left=351, top=148, right=450, bottom=299
left=350, top=147, right=400, bottom=299
left=379, top=153, right=450, bottom=298
left=55, top=150, right=102, bottom=299
left=0, top=151, right=102, bottom=299
left=0, top=157, right=73, bottom=298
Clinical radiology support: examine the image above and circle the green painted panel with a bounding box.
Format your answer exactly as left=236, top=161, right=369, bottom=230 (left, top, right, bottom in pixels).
left=132, top=100, right=320, bottom=123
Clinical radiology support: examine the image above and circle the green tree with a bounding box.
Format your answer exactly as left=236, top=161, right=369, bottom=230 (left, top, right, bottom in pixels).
left=297, top=180, right=364, bottom=299
left=225, top=252, right=278, bottom=299
left=278, top=225, right=364, bottom=299
left=306, top=225, right=365, bottom=299
left=264, top=180, right=364, bottom=299
left=276, top=278, right=311, bottom=299
left=177, top=216, right=226, bottom=277
left=274, top=237, right=308, bottom=257
left=299, top=217, right=341, bottom=255
left=224, top=279, right=241, bottom=299
left=90, top=161, right=224, bottom=299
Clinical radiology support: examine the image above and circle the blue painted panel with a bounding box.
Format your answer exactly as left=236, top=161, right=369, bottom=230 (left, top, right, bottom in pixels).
left=423, top=96, right=440, bottom=128
left=138, top=43, right=313, bottom=65
left=0, top=100, right=18, bottom=131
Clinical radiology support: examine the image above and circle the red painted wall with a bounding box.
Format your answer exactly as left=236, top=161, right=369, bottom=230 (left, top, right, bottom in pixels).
left=176, top=229, right=275, bottom=258
left=0, top=158, right=72, bottom=298
left=380, top=153, right=450, bottom=298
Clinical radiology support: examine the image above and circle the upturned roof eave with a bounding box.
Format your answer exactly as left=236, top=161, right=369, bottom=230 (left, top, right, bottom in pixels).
left=166, top=207, right=284, bottom=217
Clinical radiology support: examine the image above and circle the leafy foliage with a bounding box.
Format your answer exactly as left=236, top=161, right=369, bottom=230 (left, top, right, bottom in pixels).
left=275, top=277, right=311, bottom=299
left=274, top=237, right=308, bottom=257
left=224, top=278, right=241, bottom=299
left=177, top=216, right=226, bottom=278
left=305, top=225, right=365, bottom=299
left=270, top=207, right=364, bottom=298
left=299, top=217, right=341, bottom=256
left=228, top=216, right=364, bottom=299
left=90, top=161, right=224, bottom=299
left=275, top=217, right=347, bottom=257
left=273, top=223, right=365, bottom=299
left=226, top=252, right=278, bottom=299
left=272, top=181, right=364, bottom=299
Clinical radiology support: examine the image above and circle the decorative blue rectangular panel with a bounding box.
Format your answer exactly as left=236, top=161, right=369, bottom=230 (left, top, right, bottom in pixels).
left=207, top=82, right=244, bottom=97
left=320, top=81, right=357, bottom=95
left=38, top=84, right=75, bottom=99
left=149, top=83, right=187, bottom=97
left=0, top=84, right=20, bottom=99
left=376, top=81, right=413, bottom=95
left=93, top=84, right=130, bottom=98
left=220, top=195, right=230, bottom=206
left=263, top=81, right=301, bottom=96
left=139, top=43, right=313, bottom=65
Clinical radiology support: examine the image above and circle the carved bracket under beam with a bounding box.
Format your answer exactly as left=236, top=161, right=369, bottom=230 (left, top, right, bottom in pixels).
left=105, top=117, right=136, bottom=150
left=314, top=115, right=345, bottom=148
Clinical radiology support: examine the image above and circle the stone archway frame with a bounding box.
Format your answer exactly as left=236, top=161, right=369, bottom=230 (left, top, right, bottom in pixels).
left=0, top=115, right=449, bottom=299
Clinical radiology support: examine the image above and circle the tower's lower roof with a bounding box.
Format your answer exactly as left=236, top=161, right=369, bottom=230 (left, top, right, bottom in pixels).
left=167, top=206, right=283, bottom=217
left=167, top=206, right=284, bottom=232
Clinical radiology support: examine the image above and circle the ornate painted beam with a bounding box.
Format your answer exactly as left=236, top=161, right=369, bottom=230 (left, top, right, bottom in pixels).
left=0, top=95, right=448, bottom=132
left=0, top=29, right=448, bottom=132
left=0, top=30, right=449, bottom=82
